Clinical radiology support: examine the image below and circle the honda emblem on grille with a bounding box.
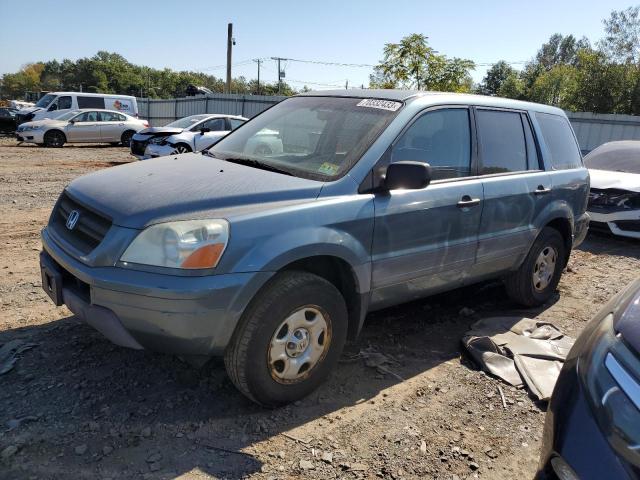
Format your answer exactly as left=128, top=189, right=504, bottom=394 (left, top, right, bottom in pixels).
left=66, top=210, right=80, bottom=230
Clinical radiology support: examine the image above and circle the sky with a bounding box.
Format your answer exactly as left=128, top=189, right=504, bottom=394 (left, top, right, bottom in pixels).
left=0, top=0, right=635, bottom=90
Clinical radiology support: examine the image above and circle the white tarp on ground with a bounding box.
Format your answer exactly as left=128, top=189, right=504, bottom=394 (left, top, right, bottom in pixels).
left=462, top=317, right=575, bottom=401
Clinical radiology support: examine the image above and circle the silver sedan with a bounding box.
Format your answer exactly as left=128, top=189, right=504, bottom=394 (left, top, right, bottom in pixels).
left=16, top=109, right=149, bottom=147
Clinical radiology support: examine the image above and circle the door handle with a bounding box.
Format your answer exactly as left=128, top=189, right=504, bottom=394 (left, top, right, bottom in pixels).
left=457, top=195, right=481, bottom=208
left=533, top=185, right=552, bottom=195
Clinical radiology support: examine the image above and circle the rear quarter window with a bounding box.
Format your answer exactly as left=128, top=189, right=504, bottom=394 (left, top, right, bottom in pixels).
left=535, top=112, right=582, bottom=170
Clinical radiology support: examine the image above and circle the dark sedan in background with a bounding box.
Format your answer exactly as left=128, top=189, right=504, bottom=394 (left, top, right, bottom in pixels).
left=538, top=278, right=640, bottom=479
left=0, top=107, right=18, bottom=133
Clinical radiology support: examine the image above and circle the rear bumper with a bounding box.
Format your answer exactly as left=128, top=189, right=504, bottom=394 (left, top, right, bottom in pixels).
left=588, top=209, right=640, bottom=239
left=41, top=228, right=273, bottom=356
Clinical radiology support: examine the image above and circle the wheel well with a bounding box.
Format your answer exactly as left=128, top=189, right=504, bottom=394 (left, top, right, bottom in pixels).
left=281, top=256, right=362, bottom=340
left=121, top=130, right=135, bottom=141
left=546, top=217, right=572, bottom=265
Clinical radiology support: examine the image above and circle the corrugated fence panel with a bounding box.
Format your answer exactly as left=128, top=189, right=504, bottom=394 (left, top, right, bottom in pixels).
left=137, top=94, right=285, bottom=126
left=566, top=111, right=640, bottom=152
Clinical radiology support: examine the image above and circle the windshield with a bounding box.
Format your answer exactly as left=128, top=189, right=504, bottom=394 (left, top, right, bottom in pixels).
left=35, top=94, right=56, bottom=108
left=209, top=96, right=402, bottom=180
left=166, top=115, right=209, bottom=129
left=55, top=110, right=82, bottom=121
left=585, top=143, right=640, bottom=174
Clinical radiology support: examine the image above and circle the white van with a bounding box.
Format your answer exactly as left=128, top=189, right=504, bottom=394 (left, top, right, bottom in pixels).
left=15, top=92, right=139, bottom=124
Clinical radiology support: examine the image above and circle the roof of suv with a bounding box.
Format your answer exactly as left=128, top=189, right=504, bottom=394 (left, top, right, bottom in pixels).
left=298, top=89, right=565, bottom=116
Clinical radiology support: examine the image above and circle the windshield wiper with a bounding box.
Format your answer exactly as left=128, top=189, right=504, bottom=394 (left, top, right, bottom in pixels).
left=217, top=156, right=293, bottom=176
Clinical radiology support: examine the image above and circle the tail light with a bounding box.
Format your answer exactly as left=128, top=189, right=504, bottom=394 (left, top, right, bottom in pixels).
left=143, top=121, right=149, bottom=128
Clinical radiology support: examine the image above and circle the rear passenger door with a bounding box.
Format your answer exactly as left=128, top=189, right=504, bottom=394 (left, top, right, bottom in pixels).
left=470, top=108, right=552, bottom=278
left=98, top=111, right=127, bottom=142
left=370, top=106, right=484, bottom=309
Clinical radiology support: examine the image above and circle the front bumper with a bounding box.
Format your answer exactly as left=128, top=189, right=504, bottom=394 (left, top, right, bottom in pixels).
left=41, top=227, right=273, bottom=356
left=588, top=209, right=640, bottom=239
left=144, top=143, right=178, bottom=158
left=538, top=358, right=633, bottom=480
left=16, top=129, right=45, bottom=143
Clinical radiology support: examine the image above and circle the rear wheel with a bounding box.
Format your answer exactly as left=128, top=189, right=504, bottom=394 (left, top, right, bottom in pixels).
left=43, top=130, right=65, bottom=148
left=120, top=130, right=135, bottom=146
left=504, top=227, right=566, bottom=307
left=173, top=143, right=192, bottom=154
left=224, top=271, right=348, bottom=406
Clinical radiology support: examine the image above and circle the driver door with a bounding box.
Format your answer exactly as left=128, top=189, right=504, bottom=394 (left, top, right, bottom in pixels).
left=370, top=106, right=483, bottom=309
left=194, top=117, right=228, bottom=151
left=66, top=111, right=101, bottom=142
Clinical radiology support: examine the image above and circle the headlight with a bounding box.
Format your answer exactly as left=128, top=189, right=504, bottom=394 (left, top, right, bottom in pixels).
left=579, top=313, right=640, bottom=465
left=148, top=136, right=168, bottom=145
left=120, top=219, right=229, bottom=269
left=23, top=125, right=42, bottom=131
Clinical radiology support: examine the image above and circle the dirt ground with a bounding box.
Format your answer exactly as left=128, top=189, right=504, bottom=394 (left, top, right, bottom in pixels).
left=0, top=135, right=638, bottom=480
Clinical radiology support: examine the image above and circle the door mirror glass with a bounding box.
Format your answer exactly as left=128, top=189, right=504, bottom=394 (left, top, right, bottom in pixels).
left=384, top=161, right=431, bottom=190
left=200, top=127, right=210, bottom=135
left=48, top=103, right=58, bottom=112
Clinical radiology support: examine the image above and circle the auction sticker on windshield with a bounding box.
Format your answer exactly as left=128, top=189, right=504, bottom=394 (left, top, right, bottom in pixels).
left=318, top=162, right=340, bottom=175
left=356, top=99, right=402, bottom=111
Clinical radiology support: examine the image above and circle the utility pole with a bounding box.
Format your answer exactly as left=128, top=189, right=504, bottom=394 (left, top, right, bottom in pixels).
left=271, top=57, right=285, bottom=94
left=254, top=59, right=262, bottom=95
left=225, top=23, right=233, bottom=93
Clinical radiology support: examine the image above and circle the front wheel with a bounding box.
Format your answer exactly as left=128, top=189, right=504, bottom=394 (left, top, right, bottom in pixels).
left=173, top=143, right=192, bottom=154
left=504, top=227, right=566, bottom=307
left=224, top=271, right=348, bottom=406
left=43, top=130, right=66, bottom=148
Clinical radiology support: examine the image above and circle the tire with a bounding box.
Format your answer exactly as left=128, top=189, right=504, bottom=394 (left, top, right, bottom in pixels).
left=173, top=143, right=192, bottom=154
left=224, top=271, right=348, bottom=406
left=43, top=130, right=66, bottom=148
left=120, top=130, right=135, bottom=146
left=504, top=227, right=566, bottom=307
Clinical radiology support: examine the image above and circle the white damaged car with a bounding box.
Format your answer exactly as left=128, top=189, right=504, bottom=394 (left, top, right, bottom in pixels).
left=142, top=114, right=247, bottom=159
left=585, top=140, right=640, bottom=239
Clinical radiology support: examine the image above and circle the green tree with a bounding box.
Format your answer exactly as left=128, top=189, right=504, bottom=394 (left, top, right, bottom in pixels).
left=370, top=34, right=475, bottom=92
left=477, top=60, right=518, bottom=96
left=600, top=6, right=640, bottom=63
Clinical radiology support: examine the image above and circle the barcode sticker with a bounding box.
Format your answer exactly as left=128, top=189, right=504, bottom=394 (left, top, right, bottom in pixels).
left=356, top=99, right=402, bottom=111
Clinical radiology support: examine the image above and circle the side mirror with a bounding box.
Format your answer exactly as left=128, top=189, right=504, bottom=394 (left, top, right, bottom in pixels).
left=200, top=127, right=210, bottom=135
left=48, top=104, right=58, bottom=112
left=69, top=119, right=75, bottom=124
left=384, top=161, right=431, bottom=191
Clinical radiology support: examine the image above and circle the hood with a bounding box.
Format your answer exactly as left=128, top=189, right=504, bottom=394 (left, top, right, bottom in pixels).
left=18, top=119, right=64, bottom=129
left=66, top=154, right=324, bottom=228
left=17, top=106, right=41, bottom=115
left=135, top=126, right=184, bottom=137
left=614, top=278, right=640, bottom=356
left=589, top=169, right=640, bottom=193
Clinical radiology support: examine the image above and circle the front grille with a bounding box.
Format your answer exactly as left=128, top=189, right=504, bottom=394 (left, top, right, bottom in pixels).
left=131, top=139, right=147, bottom=156
left=51, top=192, right=112, bottom=255
left=615, top=220, right=640, bottom=233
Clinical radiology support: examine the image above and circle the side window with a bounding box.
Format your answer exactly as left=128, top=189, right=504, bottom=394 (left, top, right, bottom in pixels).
left=477, top=110, right=527, bottom=175
left=535, top=112, right=582, bottom=170
left=203, top=118, right=226, bottom=131
left=57, top=96, right=72, bottom=110
left=229, top=118, right=245, bottom=130
left=99, top=112, right=120, bottom=121
left=77, top=96, right=105, bottom=109
left=392, top=108, right=472, bottom=180
left=75, top=111, right=98, bottom=122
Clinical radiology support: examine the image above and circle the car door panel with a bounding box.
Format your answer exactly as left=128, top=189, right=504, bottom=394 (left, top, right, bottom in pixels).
left=370, top=178, right=484, bottom=309
left=66, top=111, right=100, bottom=142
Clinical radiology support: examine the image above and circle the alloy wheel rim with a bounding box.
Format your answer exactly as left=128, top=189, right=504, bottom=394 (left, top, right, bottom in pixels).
left=268, top=306, right=331, bottom=384
left=532, top=246, right=558, bottom=292
left=174, top=145, right=189, bottom=153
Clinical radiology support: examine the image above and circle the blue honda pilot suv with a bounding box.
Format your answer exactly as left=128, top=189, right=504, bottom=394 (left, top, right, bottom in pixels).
left=40, top=90, right=590, bottom=405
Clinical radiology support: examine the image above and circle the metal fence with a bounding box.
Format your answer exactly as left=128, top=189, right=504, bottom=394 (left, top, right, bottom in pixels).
left=566, top=111, right=640, bottom=153
left=137, top=94, right=286, bottom=126
left=138, top=94, right=640, bottom=153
